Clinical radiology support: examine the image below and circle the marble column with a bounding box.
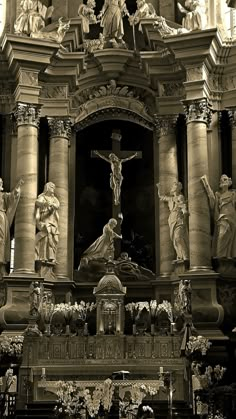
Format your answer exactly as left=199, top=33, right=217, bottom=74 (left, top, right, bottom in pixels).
left=14, top=103, right=40, bottom=273
left=184, top=99, right=212, bottom=271
left=228, top=110, right=236, bottom=187
left=48, top=117, right=71, bottom=280
left=154, top=115, right=178, bottom=275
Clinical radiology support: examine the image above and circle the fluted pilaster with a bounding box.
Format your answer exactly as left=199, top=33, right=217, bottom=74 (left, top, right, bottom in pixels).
left=184, top=99, right=212, bottom=271
left=13, top=103, right=40, bottom=273
left=154, top=115, right=178, bottom=275
left=228, top=110, right=236, bottom=187
left=48, top=117, right=71, bottom=279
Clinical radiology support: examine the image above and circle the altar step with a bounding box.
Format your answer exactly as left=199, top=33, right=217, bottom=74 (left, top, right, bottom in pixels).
left=15, top=400, right=196, bottom=419
left=15, top=401, right=56, bottom=418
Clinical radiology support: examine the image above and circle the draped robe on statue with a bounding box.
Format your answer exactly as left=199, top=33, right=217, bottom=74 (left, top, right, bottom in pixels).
left=0, top=191, right=20, bottom=264
left=81, top=223, right=117, bottom=262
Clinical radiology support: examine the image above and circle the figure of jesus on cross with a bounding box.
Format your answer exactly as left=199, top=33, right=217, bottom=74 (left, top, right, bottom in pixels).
left=93, top=129, right=141, bottom=207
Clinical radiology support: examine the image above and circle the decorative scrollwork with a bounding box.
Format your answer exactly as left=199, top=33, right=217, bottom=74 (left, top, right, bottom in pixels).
left=15, top=103, right=41, bottom=127
left=183, top=99, right=212, bottom=127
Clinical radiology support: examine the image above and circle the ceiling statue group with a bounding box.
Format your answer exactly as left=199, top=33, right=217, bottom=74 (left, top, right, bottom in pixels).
left=13, top=0, right=208, bottom=51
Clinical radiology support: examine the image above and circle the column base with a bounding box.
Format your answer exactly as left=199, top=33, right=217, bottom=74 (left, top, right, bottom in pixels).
left=188, top=265, right=215, bottom=274
left=179, top=272, right=224, bottom=333
left=0, top=275, right=41, bottom=332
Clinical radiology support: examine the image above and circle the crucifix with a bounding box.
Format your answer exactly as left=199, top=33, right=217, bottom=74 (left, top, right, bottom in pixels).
left=91, top=129, right=142, bottom=236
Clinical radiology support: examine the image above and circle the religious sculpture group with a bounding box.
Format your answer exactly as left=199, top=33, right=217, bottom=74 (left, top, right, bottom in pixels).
left=13, top=0, right=208, bottom=51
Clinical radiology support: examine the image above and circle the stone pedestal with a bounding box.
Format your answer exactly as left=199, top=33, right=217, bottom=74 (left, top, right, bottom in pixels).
left=48, top=117, right=71, bottom=280
left=184, top=99, right=213, bottom=272
left=155, top=115, right=178, bottom=276
left=13, top=103, right=41, bottom=274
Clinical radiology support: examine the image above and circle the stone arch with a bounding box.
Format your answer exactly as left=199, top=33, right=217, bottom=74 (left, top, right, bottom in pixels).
left=72, top=91, right=155, bottom=132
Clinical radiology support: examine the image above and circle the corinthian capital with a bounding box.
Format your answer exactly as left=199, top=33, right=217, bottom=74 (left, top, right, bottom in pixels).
left=48, top=117, right=72, bottom=139
left=154, top=114, right=178, bottom=137
left=15, top=103, right=41, bottom=127
left=183, top=99, right=212, bottom=127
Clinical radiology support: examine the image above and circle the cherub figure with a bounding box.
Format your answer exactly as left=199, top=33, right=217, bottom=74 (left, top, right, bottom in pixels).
left=177, top=0, right=207, bottom=31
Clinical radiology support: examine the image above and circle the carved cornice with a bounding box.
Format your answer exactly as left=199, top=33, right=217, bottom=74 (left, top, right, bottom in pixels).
left=153, top=114, right=178, bottom=137
left=183, top=99, right=212, bottom=127
left=15, top=103, right=41, bottom=127
left=48, top=117, right=72, bottom=139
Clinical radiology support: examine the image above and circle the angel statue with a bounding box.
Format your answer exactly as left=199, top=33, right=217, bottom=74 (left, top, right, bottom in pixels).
left=177, top=0, right=207, bottom=31
left=97, top=0, right=130, bottom=47
left=157, top=181, right=189, bottom=261
left=29, top=281, right=43, bottom=317
left=14, top=0, right=54, bottom=35
left=78, top=0, right=97, bottom=34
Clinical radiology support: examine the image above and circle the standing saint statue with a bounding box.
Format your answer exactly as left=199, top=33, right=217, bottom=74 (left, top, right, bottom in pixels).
left=201, top=174, right=236, bottom=258
left=0, top=178, right=24, bottom=272
left=35, top=182, right=60, bottom=263
left=80, top=218, right=122, bottom=265
left=97, top=0, right=130, bottom=47
left=157, top=181, right=189, bottom=261
left=94, top=150, right=138, bottom=206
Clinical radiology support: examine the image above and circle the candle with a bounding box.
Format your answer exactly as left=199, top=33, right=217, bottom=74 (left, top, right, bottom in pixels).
left=42, top=367, right=46, bottom=376
left=160, top=366, right=164, bottom=374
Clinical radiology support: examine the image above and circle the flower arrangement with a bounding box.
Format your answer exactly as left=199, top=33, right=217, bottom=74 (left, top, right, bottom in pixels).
left=156, top=300, right=174, bottom=323
left=186, top=335, right=212, bottom=356
left=192, top=362, right=226, bottom=389
left=55, top=378, right=114, bottom=418
left=140, top=405, right=154, bottom=418
left=52, top=301, right=96, bottom=324
left=0, top=335, right=24, bottom=357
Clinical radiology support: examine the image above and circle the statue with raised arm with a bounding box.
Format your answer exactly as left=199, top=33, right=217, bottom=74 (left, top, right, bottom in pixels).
left=157, top=181, right=189, bottom=261
left=129, top=0, right=157, bottom=26
left=94, top=150, right=138, bottom=206
left=35, top=182, right=60, bottom=263
left=97, top=0, right=130, bottom=47
left=14, top=0, right=54, bottom=35
left=0, top=178, right=24, bottom=274
left=177, top=0, right=207, bottom=31
left=78, top=0, right=97, bottom=34
left=80, top=218, right=122, bottom=265
left=201, top=174, right=236, bottom=258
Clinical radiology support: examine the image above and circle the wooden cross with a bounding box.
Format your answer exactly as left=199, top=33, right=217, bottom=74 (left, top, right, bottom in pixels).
left=91, top=129, right=142, bottom=237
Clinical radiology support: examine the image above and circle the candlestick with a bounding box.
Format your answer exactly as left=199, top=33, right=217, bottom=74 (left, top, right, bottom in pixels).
left=42, top=367, right=46, bottom=376
left=160, top=366, right=164, bottom=374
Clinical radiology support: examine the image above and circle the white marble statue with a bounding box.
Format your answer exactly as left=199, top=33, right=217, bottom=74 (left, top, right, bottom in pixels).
left=30, top=17, right=70, bottom=46
left=97, top=0, right=130, bottom=47
left=78, top=0, right=97, bottom=34
left=201, top=174, right=236, bottom=258
left=177, top=0, right=207, bottom=31
left=157, top=181, right=189, bottom=260
left=80, top=218, right=122, bottom=263
left=35, top=182, right=60, bottom=263
left=94, top=150, right=138, bottom=206
left=129, top=0, right=157, bottom=26
left=0, top=178, right=23, bottom=271
left=14, top=0, right=54, bottom=35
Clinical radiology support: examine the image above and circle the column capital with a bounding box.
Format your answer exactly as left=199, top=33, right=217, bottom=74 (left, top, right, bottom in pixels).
left=14, top=102, right=41, bottom=127
left=48, top=117, right=72, bottom=139
left=227, top=109, right=236, bottom=127
left=153, top=114, right=178, bottom=137
left=183, top=99, right=212, bottom=127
